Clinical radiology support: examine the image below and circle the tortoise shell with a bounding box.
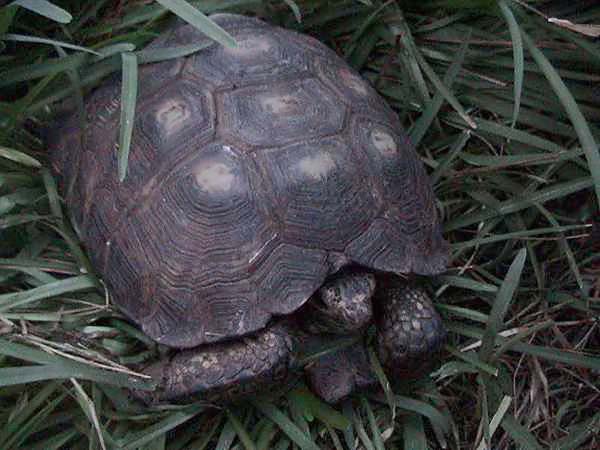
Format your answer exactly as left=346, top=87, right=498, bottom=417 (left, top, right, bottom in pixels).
left=49, top=14, right=448, bottom=349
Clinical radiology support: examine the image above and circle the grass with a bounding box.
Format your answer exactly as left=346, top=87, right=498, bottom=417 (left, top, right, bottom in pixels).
left=1, top=0, right=599, bottom=448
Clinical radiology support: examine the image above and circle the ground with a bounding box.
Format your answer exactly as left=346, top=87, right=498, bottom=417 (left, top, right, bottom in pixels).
left=0, top=1, right=599, bottom=449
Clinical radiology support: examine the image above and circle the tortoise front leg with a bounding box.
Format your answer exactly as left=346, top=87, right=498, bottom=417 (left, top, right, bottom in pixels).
left=134, top=323, right=293, bottom=404
left=374, top=279, right=446, bottom=378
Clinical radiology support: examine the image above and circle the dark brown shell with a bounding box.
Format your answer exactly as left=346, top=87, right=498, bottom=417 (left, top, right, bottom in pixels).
left=49, top=14, right=448, bottom=349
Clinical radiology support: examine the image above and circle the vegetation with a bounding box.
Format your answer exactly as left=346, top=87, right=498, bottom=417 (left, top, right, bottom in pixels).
left=1, top=0, right=599, bottom=448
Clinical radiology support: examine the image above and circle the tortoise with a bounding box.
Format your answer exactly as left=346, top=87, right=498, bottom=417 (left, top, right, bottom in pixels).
left=48, top=13, right=449, bottom=404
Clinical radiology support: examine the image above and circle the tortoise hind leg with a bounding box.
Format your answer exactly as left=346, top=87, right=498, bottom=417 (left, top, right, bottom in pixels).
left=134, top=323, right=293, bottom=404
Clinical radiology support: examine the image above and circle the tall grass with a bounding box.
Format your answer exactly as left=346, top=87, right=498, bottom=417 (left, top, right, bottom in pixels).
left=1, top=1, right=599, bottom=448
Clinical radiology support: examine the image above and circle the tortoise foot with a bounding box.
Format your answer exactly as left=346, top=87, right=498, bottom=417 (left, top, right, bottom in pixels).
left=304, top=340, right=377, bottom=403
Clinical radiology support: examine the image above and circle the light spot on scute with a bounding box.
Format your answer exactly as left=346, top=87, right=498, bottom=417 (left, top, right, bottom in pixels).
left=371, top=128, right=397, bottom=156
left=340, top=67, right=368, bottom=95
left=193, top=161, right=236, bottom=193
left=297, top=152, right=336, bottom=180
left=224, top=35, right=273, bottom=58
left=155, top=99, right=190, bottom=136
left=260, top=94, right=300, bottom=115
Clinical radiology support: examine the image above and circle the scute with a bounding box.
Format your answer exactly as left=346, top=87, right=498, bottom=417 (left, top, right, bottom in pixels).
left=350, top=116, right=417, bottom=201
left=186, top=26, right=307, bottom=88
left=221, top=78, right=346, bottom=148
left=135, top=81, right=214, bottom=162
left=256, top=137, right=380, bottom=250
left=315, top=59, right=396, bottom=122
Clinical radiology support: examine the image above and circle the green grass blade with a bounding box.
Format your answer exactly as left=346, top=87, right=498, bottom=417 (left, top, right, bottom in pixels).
left=0, top=4, right=18, bottom=34
left=2, top=33, right=99, bottom=55
left=118, top=407, right=204, bottom=450
left=0, top=274, right=96, bottom=312
left=136, top=41, right=212, bottom=63
left=446, top=114, right=569, bottom=154
left=500, top=415, right=544, bottom=450
left=118, top=52, right=138, bottom=182
left=352, top=406, right=375, bottom=450
left=536, top=204, right=584, bottom=293
left=461, top=149, right=585, bottom=168
left=497, top=1, right=523, bottom=128
left=216, top=418, right=237, bottom=450
left=395, top=9, right=476, bottom=129
left=507, top=342, right=600, bottom=371
left=394, top=396, right=449, bottom=433
left=282, top=0, right=302, bottom=23
left=345, top=1, right=391, bottom=60
left=94, top=43, right=137, bottom=59
left=26, top=429, right=78, bottom=450
left=445, top=346, right=498, bottom=376
left=71, top=379, right=108, bottom=450
left=0, top=146, right=41, bottom=167
left=0, top=381, right=60, bottom=447
left=155, top=0, right=237, bottom=48
left=225, top=408, right=257, bottom=450
left=553, top=415, right=600, bottom=450
left=1, top=390, right=68, bottom=449
left=367, top=346, right=396, bottom=420
left=479, top=248, right=526, bottom=361
left=11, top=0, right=72, bottom=23
left=430, top=131, right=470, bottom=185
left=287, top=388, right=350, bottom=431
left=476, top=395, right=511, bottom=450
left=402, top=414, right=428, bottom=450
left=0, top=365, right=123, bottom=388
left=251, top=399, right=320, bottom=450
left=521, top=29, right=600, bottom=208
left=410, top=34, right=470, bottom=147
left=0, top=341, right=155, bottom=389
left=438, top=275, right=498, bottom=293
left=444, top=177, right=594, bottom=231
left=0, top=53, right=87, bottom=88
left=360, top=397, right=385, bottom=450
